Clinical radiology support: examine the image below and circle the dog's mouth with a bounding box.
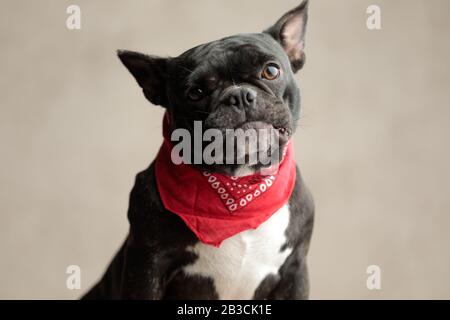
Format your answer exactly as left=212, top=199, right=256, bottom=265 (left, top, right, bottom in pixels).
left=233, top=121, right=291, bottom=161
left=238, top=121, right=292, bottom=139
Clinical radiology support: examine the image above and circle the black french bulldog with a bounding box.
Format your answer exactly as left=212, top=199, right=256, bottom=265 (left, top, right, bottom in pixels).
left=83, top=1, right=314, bottom=300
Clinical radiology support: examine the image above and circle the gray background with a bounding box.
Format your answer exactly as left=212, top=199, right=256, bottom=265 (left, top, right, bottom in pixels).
left=1, top=0, right=449, bottom=299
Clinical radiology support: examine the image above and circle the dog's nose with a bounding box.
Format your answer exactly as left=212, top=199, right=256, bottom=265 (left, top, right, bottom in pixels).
left=224, top=87, right=257, bottom=109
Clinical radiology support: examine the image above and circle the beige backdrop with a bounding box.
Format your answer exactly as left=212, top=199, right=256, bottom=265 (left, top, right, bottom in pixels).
left=1, top=0, right=449, bottom=299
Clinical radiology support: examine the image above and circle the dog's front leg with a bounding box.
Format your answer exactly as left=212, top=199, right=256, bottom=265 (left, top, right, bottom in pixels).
left=120, top=242, right=166, bottom=300
left=267, top=248, right=310, bottom=300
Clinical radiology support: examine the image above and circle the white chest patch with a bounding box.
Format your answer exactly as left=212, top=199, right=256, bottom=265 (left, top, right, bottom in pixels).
left=183, top=204, right=292, bottom=299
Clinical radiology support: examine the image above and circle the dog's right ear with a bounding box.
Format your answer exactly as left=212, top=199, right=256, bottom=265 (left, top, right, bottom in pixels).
left=117, top=50, right=169, bottom=107
left=264, top=1, right=308, bottom=73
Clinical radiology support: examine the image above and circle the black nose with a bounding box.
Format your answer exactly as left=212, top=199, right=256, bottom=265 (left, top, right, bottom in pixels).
left=223, top=87, right=257, bottom=109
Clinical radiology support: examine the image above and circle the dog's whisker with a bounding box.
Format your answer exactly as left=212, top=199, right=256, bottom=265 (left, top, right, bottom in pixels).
left=177, top=65, right=195, bottom=74
left=193, top=110, right=210, bottom=114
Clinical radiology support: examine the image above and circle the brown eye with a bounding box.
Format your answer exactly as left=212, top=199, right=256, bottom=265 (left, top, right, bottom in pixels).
left=187, top=87, right=205, bottom=101
left=261, top=64, right=280, bottom=80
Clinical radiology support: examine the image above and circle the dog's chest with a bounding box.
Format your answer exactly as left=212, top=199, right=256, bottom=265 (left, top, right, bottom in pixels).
left=182, top=204, right=292, bottom=299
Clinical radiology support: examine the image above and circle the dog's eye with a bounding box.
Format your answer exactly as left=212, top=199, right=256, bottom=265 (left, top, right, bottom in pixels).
left=187, top=87, right=205, bottom=101
left=261, top=64, right=280, bottom=80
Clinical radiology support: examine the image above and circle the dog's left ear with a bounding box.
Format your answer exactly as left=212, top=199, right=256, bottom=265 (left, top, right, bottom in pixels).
left=117, top=50, right=169, bottom=107
left=264, top=1, right=308, bottom=73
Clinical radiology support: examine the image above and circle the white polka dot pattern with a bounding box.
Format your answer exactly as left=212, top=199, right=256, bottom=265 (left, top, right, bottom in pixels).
left=202, top=171, right=276, bottom=213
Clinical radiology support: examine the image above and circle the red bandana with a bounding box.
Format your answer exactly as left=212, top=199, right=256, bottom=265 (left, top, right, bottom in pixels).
left=155, top=114, right=297, bottom=247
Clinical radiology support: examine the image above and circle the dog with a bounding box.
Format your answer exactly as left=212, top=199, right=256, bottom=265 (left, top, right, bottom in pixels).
left=82, top=1, right=314, bottom=300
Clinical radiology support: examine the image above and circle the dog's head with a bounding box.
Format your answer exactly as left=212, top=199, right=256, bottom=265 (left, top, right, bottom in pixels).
left=118, top=1, right=308, bottom=175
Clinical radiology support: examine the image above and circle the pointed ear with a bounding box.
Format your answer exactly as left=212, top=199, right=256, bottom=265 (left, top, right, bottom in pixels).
left=117, top=50, right=169, bottom=107
left=264, top=1, right=308, bottom=73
